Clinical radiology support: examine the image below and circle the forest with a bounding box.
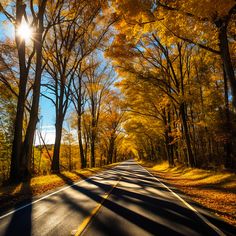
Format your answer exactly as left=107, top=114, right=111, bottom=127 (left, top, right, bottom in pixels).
left=0, top=0, right=235, bottom=185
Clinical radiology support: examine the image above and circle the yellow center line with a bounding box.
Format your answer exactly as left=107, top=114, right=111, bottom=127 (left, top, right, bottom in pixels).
left=73, top=177, right=122, bottom=236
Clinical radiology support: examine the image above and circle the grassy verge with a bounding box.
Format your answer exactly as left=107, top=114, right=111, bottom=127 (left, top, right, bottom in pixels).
left=0, top=163, right=119, bottom=212
left=141, top=161, right=236, bottom=226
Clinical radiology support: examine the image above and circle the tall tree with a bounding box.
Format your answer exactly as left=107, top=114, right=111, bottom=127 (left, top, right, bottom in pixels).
left=0, top=0, right=49, bottom=181
left=84, top=59, right=114, bottom=167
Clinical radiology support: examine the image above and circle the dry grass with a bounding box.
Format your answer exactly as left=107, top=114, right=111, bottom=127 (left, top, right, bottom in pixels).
left=141, top=161, right=236, bottom=226
left=0, top=163, right=119, bottom=211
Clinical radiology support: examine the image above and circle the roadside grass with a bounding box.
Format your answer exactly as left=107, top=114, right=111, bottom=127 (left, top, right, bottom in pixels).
left=141, top=161, right=236, bottom=226
left=0, top=163, right=118, bottom=212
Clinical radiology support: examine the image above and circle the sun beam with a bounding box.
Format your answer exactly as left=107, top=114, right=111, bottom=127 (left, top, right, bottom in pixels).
left=17, top=22, right=33, bottom=42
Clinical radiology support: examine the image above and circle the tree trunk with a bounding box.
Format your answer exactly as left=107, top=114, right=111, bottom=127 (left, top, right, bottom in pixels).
left=108, top=136, right=115, bottom=164
left=113, top=147, right=117, bottom=163
left=51, top=71, right=66, bottom=172
left=10, top=1, right=28, bottom=182
left=190, top=104, right=198, bottom=167
left=218, top=22, right=236, bottom=107
left=180, top=103, right=195, bottom=167
left=78, top=121, right=85, bottom=168
left=90, top=100, right=96, bottom=168
left=51, top=119, right=63, bottom=173
left=21, top=27, right=44, bottom=179
left=83, top=130, right=88, bottom=167
left=77, top=78, right=85, bottom=168
left=51, top=89, right=64, bottom=173
left=167, top=111, right=174, bottom=166
left=223, top=67, right=233, bottom=169
left=90, top=133, right=95, bottom=168
left=10, top=67, right=27, bottom=182
left=163, top=109, right=174, bottom=167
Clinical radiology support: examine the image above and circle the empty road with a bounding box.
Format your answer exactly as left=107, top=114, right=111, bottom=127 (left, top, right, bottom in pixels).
left=0, top=160, right=235, bottom=236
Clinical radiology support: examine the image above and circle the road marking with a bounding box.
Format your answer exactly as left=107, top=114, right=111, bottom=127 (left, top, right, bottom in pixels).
left=73, top=177, right=121, bottom=236
left=138, top=163, right=226, bottom=236
left=0, top=165, right=120, bottom=220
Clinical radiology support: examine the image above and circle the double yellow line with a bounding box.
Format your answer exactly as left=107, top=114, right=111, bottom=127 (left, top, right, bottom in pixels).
left=72, top=177, right=121, bottom=236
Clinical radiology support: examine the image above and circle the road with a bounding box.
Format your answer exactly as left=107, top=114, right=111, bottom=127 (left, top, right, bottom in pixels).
left=0, top=160, right=235, bottom=236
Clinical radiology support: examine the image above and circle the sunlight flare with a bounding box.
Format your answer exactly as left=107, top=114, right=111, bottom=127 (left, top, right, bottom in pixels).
left=16, top=22, right=33, bottom=42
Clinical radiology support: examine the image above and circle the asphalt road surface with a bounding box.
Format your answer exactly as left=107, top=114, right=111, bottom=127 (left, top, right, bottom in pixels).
left=0, top=160, right=235, bottom=236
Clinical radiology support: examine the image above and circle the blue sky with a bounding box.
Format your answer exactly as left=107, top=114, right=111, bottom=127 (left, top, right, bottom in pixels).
left=37, top=95, right=56, bottom=144
left=0, top=14, right=14, bottom=39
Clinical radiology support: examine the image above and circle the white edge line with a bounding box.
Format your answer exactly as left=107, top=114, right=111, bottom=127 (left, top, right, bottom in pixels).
left=0, top=165, right=120, bottom=220
left=137, top=163, right=226, bottom=236
left=0, top=179, right=87, bottom=220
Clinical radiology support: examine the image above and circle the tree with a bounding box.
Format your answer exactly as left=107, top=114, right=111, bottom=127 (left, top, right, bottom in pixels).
left=99, top=90, right=125, bottom=164
left=84, top=59, right=114, bottom=167
left=1, top=0, right=49, bottom=181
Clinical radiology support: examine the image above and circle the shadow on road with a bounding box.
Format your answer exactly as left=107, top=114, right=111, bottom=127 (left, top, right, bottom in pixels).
left=56, top=165, right=236, bottom=236
left=1, top=161, right=234, bottom=236
left=3, top=180, right=32, bottom=236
